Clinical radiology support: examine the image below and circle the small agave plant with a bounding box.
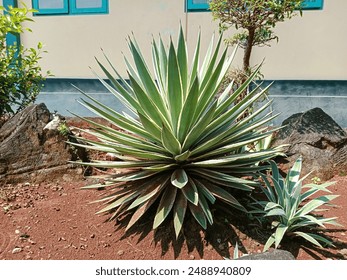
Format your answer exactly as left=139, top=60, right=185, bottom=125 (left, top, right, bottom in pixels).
left=71, top=26, right=282, bottom=237
left=255, top=157, right=340, bottom=251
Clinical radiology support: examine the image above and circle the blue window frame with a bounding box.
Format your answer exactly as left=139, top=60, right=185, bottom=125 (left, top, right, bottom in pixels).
left=186, top=0, right=209, bottom=12
left=301, top=0, right=324, bottom=10
left=32, top=0, right=108, bottom=15
left=186, top=0, right=323, bottom=12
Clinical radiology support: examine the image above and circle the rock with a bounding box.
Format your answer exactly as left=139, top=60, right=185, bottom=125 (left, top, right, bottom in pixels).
left=237, top=249, right=295, bottom=260
left=272, top=107, right=347, bottom=180
left=0, top=103, right=88, bottom=184
left=12, top=247, right=22, bottom=254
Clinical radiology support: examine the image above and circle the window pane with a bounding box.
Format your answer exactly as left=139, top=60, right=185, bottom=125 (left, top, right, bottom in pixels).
left=75, top=0, right=103, bottom=9
left=38, top=0, right=65, bottom=9
left=192, top=0, right=208, bottom=4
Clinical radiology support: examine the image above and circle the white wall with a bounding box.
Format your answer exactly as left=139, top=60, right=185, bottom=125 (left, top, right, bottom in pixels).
left=17, top=0, right=347, bottom=80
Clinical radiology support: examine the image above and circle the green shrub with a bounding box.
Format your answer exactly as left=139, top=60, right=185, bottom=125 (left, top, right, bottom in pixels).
left=254, top=157, right=340, bottom=251
left=0, top=4, right=49, bottom=117
left=72, top=26, right=283, bottom=237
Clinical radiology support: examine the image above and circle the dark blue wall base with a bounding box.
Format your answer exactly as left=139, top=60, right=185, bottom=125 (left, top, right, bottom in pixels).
left=36, top=79, right=347, bottom=127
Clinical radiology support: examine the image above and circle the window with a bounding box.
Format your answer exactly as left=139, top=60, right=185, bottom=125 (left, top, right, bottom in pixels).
left=32, top=0, right=108, bottom=15
left=301, top=0, right=324, bottom=9
left=186, top=0, right=323, bottom=12
left=186, top=0, right=209, bottom=12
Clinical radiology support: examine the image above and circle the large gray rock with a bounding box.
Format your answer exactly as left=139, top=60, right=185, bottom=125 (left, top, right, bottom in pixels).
left=272, top=107, right=347, bottom=180
left=238, top=249, right=295, bottom=260
left=0, top=103, right=86, bottom=184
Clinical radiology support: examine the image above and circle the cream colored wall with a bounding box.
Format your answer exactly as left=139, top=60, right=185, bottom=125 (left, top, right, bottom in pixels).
left=19, top=0, right=347, bottom=80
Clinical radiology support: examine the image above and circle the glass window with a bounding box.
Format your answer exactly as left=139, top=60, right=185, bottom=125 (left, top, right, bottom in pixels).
left=32, top=0, right=108, bottom=15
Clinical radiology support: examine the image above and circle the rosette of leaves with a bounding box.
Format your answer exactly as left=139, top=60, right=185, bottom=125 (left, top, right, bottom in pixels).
left=255, top=157, right=340, bottom=251
left=71, top=26, right=283, bottom=237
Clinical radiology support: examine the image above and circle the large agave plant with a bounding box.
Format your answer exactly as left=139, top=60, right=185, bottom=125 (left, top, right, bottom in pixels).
left=71, top=27, right=282, bottom=237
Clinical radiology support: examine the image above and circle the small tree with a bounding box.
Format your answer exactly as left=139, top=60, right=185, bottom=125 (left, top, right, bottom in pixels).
left=0, top=4, right=49, bottom=118
left=210, top=0, right=302, bottom=76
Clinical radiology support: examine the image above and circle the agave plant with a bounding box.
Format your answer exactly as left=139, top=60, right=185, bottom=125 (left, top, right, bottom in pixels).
left=71, top=26, right=283, bottom=237
left=255, top=157, right=340, bottom=251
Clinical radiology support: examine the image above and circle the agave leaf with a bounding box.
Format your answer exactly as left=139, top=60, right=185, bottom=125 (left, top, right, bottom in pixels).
left=127, top=177, right=169, bottom=210
left=177, top=76, right=200, bottom=143
left=128, top=74, right=168, bottom=128
left=138, top=112, right=162, bottom=141
left=174, top=150, right=191, bottom=162
left=152, top=38, right=166, bottom=95
left=177, top=25, right=188, bottom=95
left=194, top=179, right=216, bottom=204
left=182, top=180, right=199, bottom=205
left=198, top=192, right=213, bottom=225
left=189, top=31, right=201, bottom=88
left=96, top=191, right=140, bottom=214
left=167, top=40, right=183, bottom=134
left=263, top=233, right=276, bottom=252
left=301, top=181, right=335, bottom=201
left=199, top=34, right=223, bottom=91
left=182, top=101, right=217, bottom=151
left=77, top=98, right=154, bottom=141
left=286, top=157, right=302, bottom=193
left=173, top=192, right=187, bottom=238
left=204, top=183, right=246, bottom=212
left=264, top=202, right=281, bottom=211
left=188, top=203, right=207, bottom=229
left=265, top=208, right=286, bottom=217
left=196, top=49, right=229, bottom=118
left=161, top=124, right=182, bottom=155
left=296, top=195, right=339, bottom=216
left=128, top=38, right=168, bottom=118
left=274, top=224, right=288, bottom=248
left=153, top=186, right=177, bottom=229
left=293, top=231, right=325, bottom=248
left=171, top=169, right=189, bottom=189
left=192, top=169, right=255, bottom=191
left=126, top=190, right=162, bottom=231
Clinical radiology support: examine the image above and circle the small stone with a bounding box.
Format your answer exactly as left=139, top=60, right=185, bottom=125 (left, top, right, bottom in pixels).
left=117, top=250, right=124, bottom=256
left=341, top=233, right=346, bottom=236
left=15, top=229, right=20, bottom=234
left=12, top=247, right=22, bottom=254
left=39, top=246, right=45, bottom=250
left=80, top=244, right=87, bottom=250
left=189, top=255, right=195, bottom=260
left=80, top=237, right=87, bottom=242
left=90, top=234, right=95, bottom=239
left=339, top=249, right=347, bottom=256
left=28, top=239, right=36, bottom=245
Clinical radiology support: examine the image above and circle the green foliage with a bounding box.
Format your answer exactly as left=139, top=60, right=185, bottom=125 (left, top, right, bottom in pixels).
left=57, top=121, right=70, bottom=137
left=72, top=26, right=284, bottom=237
left=209, top=0, right=303, bottom=73
left=0, top=4, right=49, bottom=116
left=254, top=157, right=340, bottom=251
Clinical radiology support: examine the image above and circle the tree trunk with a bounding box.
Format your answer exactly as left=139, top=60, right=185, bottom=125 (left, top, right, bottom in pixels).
left=243, top=27, right=256, bottom=74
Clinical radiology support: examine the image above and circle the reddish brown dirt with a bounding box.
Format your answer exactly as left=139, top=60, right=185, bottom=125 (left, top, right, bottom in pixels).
left=0, top=174, right=346, bottom=260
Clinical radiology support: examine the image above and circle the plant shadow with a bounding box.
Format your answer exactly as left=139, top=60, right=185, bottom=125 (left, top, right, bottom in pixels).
left=111, top=203, right=270, bottom=259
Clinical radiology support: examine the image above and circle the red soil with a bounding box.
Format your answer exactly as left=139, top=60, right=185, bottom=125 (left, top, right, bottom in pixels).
left=0, top=173, right=346, bottom=260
